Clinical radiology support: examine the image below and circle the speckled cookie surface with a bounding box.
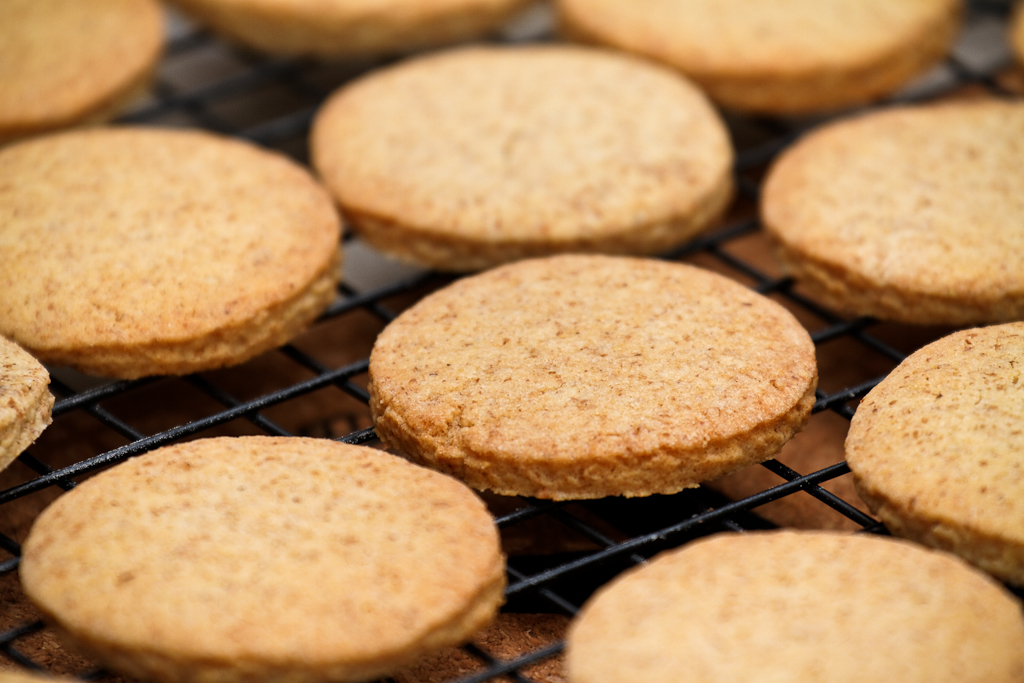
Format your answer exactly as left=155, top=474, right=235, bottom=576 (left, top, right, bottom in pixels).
left=761, top=100, right=1024, bottom=325
left=566, top=530, right=1024, bottom=683
left=369, top=255, right=817, bottom=500
left=168, top=0, right=533, bottom=57
left=311, top=45, right=734, bottom=272
left=0, top=337, right=52, bottom=475
left=0, top=0, right=163, bottom=144
left=846, top=323, right=1024, bottom=585
left=558, top=0, right=961, bottom=115
left=20, top=436, right=505, bottom=683
left=0, top=127, right=342, bottom=379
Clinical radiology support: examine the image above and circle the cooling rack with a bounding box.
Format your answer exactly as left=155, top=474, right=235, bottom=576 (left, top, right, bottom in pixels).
left=1, top=2, right=1022, bottom=681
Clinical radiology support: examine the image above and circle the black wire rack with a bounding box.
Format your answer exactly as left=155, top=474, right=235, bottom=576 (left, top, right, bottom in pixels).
left=1, top=2, right=1022, bottom=681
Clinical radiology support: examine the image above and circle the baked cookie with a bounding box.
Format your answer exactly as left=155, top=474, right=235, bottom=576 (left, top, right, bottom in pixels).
left=20, top=436, right=505, bottom=683
left=0, top=127, right=342, bottom=379
left=311, top=45, right=734, bottom=272
left=566, top=530, right=1024, bottom=683
left=0, top=0, right=163, bottom=144
left=557, top=0, right=961, bottom=115
left=0, top=337, right=53, bottom=474
left=369, top=254, right=817, bottom=500
left=846, top=323, right=1024, bottom=585
left=167, top=0, right=533, bottom=58
left=762, top=99, right=1024, bottom=325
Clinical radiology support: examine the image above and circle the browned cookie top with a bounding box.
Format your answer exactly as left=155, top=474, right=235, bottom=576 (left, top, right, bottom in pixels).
left=369, top=254, right=817, bottom=500
left=20, top=436, right=505, bottom=683
left=567, top=531, right=1024, bottom=683
left=762, top=99, right=1024, bottom=324
left=0, top=0, right=163, bottom=142
left=312, top=45, right=733, bottom=271
left=0, top=127, right=342, bottom=378
left=846, top=322, right=1024, bottom=584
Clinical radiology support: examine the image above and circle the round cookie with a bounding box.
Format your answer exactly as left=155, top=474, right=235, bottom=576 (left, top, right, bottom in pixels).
left=0, top=336, right=53, bottom=474
left=566, top=530, right=1024, bottom=683
left=0, top=0, right=163, bottom=144
left=311, top=45, right=734, bottom=272
left=761, top=99, right=1024, bottom=325
left=557, top=0, right=962, bottom=115
left=368, top=254, right=817, bottom=500
left=846, top=323, right=1024, bottom=585
left=0, top=127, right=342, bottom=379
left=167, top=0, right=533, bottom=58
left=19, top=436, right=506, bottom=683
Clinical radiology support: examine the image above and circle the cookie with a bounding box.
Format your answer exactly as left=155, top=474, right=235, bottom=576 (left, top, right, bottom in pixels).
left=19, top=436, right=505, bottom=683
left=311, top=45, right=734, bottom=272
left=0, top=337, right=53, bottom=475
left=557, top=0, right=961, bottom=115
left=846, top=323, right=1024, bottom=585
left=0, top=127, right=342, bottom=379
left=566, top=530, right=1024, bottom=683
left=167, top=0, right=533, bottom=58
left=761, top=99, right=1024, bottom=325
left=368, top=254, right=817, bottom=500
left=0, top=0, right=163, bottom=145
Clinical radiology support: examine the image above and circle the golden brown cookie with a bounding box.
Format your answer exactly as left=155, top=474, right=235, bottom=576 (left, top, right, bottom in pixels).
left=0, top=127, right=342, bottom=379
left=167, top=0, right=533, bottom=58
left=311, top=45, right=734, bottom=272
left=0, top=0, right=163, bottom=144
left=566, top=530, right=1024, bottom=683
left=369, top=254, right=817, bottom=500
left=846, top=323, right=1024, bottom=585
left=20, top=436, right=505, bottom=683
left=558, top=0, right=961, bottom=115
left=0, top=337, right=52, bottom=476
left=762, top=99, right=1024, bottom=325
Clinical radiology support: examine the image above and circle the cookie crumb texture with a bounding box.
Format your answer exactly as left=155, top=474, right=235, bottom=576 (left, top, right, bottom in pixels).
left=0, top=127, right=342, bottom=379
left=762, top=100, right=1024, bottom=325
left=19, top=437, right=505, bottom=683
left=0, top=336, right=53, bottom=474
left=0, top=0, right=163, bottom=143
left=312, top=45, right=733, bottom=272
left=168, top=0, right=534, bottom=58
left=566, top=531, right=1024, bottom=683
left=558, top=0, right=961, bottom=115
left=369, top=255, right=817, bottom=500
left=846, top=323, right=1024, bottom=585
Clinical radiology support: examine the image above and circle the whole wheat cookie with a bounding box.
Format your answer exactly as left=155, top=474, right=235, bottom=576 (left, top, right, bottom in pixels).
left=311, top=45, right=734, bottom=272
left=19, top=436, right=505, bottom=683
left=761, top=99, right=1024, bottom=325
left=0, top=337, right=53, bottom=475
left=369, top=255, right=817, bottom=500
left=0, top=0, right=163, bottom=145
left=566, top=530, right=1024, bottom=683
left=167, top=0, right=533, bottom=58
left=0, top=127, right=342, bottom=379
left=846, top=323, right=1024, bottom=585
left=557, top=0, right=961, bottom=115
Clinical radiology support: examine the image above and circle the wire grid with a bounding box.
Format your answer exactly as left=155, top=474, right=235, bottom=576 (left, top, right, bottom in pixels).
left=1, top=2, right=1021, bottom=681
